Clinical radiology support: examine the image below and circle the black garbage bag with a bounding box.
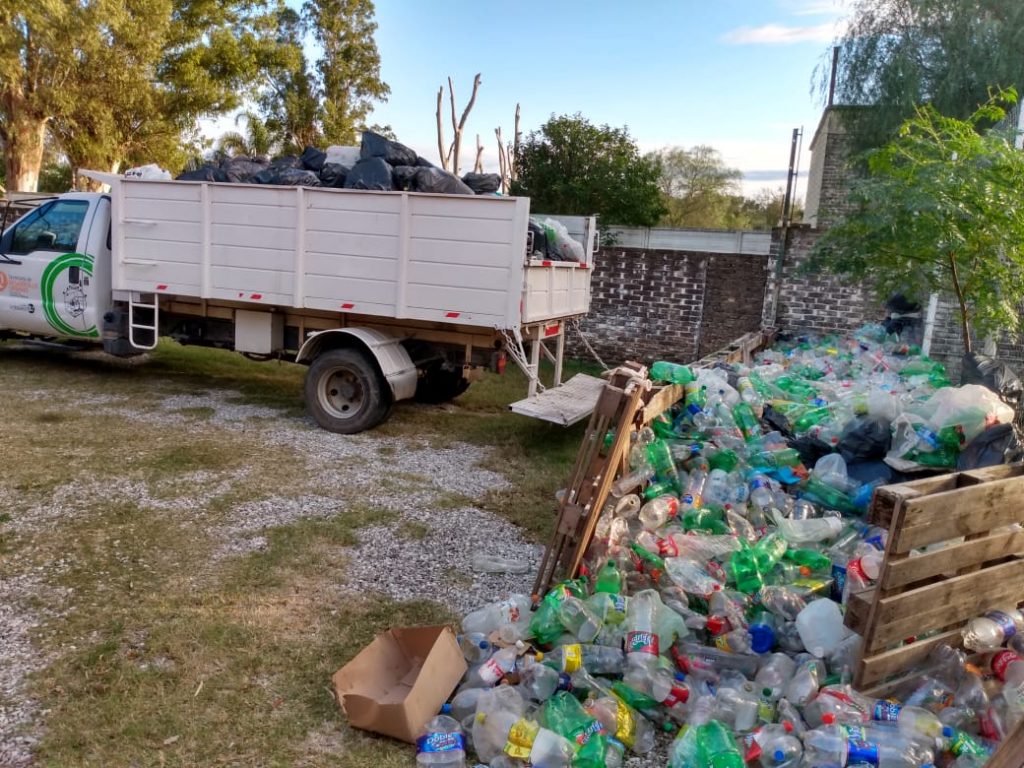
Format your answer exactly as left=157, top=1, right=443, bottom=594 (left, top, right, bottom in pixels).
left=251, top=156, right=304, bottom=184
left=886, top=293, right=921, bottom=314
left=318, top=163, right=349, bottom=188
left=961, top=352, right=1023, bottom=410
left=412, top=167, right=474, bottom=195
left=176, top=164, right=228, bottom=182
left=461, top=172, right=501, bottom=194
left=956, top=423, right=1021, bottom=470
left=838, top=416, right=891, bottom=463
left=360, top=130, right=418, bottom=166
left=789, top=435, right=834, bottom=468
left=762, top=404, right=792, bottom=437
left=344, top=157, right=394, bottom=191
left=261, top=168, right=321, bottom=187
left=391, top=165, right=418, bottom=190
left=528, top=220, right=552, bottom=258
left=220, top=156, right=269, bottom=183
left=416, top=155, right=437, bottom=168
left=846, top=459, right=899, bottom=487
left=300, top=146, right=327, bottom=172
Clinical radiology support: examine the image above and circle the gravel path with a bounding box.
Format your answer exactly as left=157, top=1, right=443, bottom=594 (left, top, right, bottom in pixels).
left=0, top=386, right=542, bottom=766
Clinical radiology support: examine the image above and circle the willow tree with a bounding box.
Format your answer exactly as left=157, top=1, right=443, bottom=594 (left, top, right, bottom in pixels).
left=823, top=0, right=1024, bottom=151
left=807, top=93, right=1024, bottom=354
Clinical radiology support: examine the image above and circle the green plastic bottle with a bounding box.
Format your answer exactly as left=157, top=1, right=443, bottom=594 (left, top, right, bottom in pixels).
left=774, top=376, right=818, bottom=402
left=643, top=479, right=677, bottom=500
left=682, top=507, right=730, bottom=535
left=651, top=361, right=696, bottom=385
left=731, top=402, right=762, bottom=441
left=749, top=447, right=801, bottom=469
left=792, top=406, right=832, bottom=433
left=783, top=548, right=831, bottom=572
left=752, top=531, right=788, bottom=572
left=542, top=692, right=609, bottom=768
left=629, top=543, right=666, bottom=577
left=530, top=580, right=588, bottom=645
left=729, top=544, right=763, bottom=594
left=647, top=438, right=681, bottom=489
left=696, top=720, right=745, bottom=768
left=802, top=475, right=858, bottom=514
left=595, top=559, right=624, bottom=595
left=707, top=448, right=739, bottom=472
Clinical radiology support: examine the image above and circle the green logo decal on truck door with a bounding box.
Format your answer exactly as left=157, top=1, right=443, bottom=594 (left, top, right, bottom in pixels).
left=41, top=252, right=98, bottom=338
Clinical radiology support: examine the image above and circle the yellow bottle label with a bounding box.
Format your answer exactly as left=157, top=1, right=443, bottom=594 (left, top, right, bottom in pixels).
left=614, top=698, right=636, bottom=748
left=504, top=718, right=539, bottom=759
left=563, top=644, right=583, bottom=673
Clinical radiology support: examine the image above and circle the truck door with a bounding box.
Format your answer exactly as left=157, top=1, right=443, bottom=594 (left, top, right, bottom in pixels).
left=0, top=198, right=100, bottom=338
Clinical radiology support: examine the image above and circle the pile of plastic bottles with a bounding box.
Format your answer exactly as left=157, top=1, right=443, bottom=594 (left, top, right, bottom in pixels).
left=414, top=328, right=1021, bottom=768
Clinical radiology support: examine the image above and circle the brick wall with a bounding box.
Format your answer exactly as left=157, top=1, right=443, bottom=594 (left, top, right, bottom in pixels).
left=567, top=248, right=769, bottom=364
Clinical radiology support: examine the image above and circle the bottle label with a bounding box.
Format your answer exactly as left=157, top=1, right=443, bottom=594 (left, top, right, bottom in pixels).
left=625, top=630, right=659, bottom=656
left=557, top=672, right=573, bottom=693
left=662, top=684, right=690, bottom=708
left=478, top=657, right=506, bottom=685
left=751, top=478, right=768, bottom=491
left=611, top=594, right=627, bottom=613
left=562, top=644, right=583, bottom=673
left=574, top=719, right=605, bottom=746
left=992, top=649, right=1019, bottom=681
left=417, top=732, right=466, bottom=754
left=500, top=598, right=522, bottom=624
left=658, top=537, right=679, bottom=557
left=504, top=719, right=538, bottom=759
left=847, top=557, right=867, bottom=583
left=613, top=699, right=637, bottom=748
left=984, top=610, right=1018, bottom=639
left=682, top=493, right=700, bottom=507
left=872, top=700, right=902, bottom=722
left=948, top=730, right=989, bottom=758
left=842, top=724, right=868, bottom=740
left=846, top=739, right=880, bottom=765
left=830, top=563, right=847, bottom=602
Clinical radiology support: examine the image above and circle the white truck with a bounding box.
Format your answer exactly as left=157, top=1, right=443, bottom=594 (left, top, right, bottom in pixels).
left=0, top=173, right=604, bottom=432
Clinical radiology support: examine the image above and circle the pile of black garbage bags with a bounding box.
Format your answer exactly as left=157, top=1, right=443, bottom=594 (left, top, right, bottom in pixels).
left=176, top=131, right=502, bottom=196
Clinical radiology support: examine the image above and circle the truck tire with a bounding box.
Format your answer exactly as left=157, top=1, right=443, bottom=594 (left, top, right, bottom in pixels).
left=304, top=348, right=391, bottom=433
left=414, top=363, right=471, bottom=404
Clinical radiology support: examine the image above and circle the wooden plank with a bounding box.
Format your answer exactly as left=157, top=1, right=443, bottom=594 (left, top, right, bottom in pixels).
left=881, top=529, right=1024, bottom=589
left=844, top=589, right=873, bottom=635
left=869, top=560, right=1024, bottom=650
left=642, top=383, right=684, bottom=423
left=986, top=717, right=1024, bottom=768
left=856, top=628, right=964, bottom=689
left=893, top=475, right=1024, bottom=552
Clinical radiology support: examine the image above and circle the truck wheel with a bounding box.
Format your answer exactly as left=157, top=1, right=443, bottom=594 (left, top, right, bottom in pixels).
left=305, top=348, right=391, bottom=433
left=414, top=363, right=471, bottom=404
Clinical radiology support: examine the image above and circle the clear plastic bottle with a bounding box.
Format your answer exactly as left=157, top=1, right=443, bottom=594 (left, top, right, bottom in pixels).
left=462, top=594, right=532, bottom=640
left=680, top=470, right=708, bottom=513
left=457, top=632, right=494, bottom=664
left=463, top=642, right=526, bottom=688
left=795, top=598, right=847, bottom=658
left=470, top=554, right=530, bottom=574
left=771, top=509, right=844, bottom=544
left=416, top=714, right=467, bottom=768
left=556, top=595, right=602, bottom=642
left=586, top=695, right=655, bottom=754
left=755, top=653, right=797, bottom=701
left=961, top=608, right=1024, bottom=651
left=541, top=644, right=624, bottom=675
left=757, top=721, right=802, bottom=767
left=639, top=494, right=679, bottom=530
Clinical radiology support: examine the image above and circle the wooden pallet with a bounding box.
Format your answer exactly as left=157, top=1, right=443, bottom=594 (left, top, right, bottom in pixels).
left=988, top=718, right=1024, bottom=768
left=533, top=328, right=777, bottom=596
left=845, top=463, right=1024, bottom=690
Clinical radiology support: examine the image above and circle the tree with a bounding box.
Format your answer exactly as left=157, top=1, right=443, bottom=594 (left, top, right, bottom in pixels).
left=823, top=0, right=1024, bottom=150
left=434, top=74, right=481, bottom=174
left=3, top=0, right=285, bottom=190
left=511, top=115, right=665, bottom=227
left=260, top=0, right=389, bottom=150
left=216, top=112, right=278, bottom=158
left=806, top=92, right=1024, bottom=354
left=651, top=145, right=743, bottom=228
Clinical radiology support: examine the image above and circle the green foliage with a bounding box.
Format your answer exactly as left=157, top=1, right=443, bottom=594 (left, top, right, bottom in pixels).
left=512, top=114, right=665, bottom=227
left=216, top=112, right=278, bottom=158
left=259, top=0, right=389, bottom=150
left=824, top=0, right=1024, bottom=151
left=38, top=162, right=73, bottom=193
left=652, top=145, right=743, bottom=227
left=807, top=91, right=1024, bottom=352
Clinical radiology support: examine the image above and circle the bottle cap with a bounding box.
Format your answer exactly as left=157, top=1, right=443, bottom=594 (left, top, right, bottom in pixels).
left=675, top=672, right=686, bottom=682
left=822, top=713, right=835, bottom=725
left=535, top=652, right=544, bottom=661
left=774, top=750, right=785, bottom=761
left=762, top=687, right=773, bottom=698
left=440, top=703, right=452, bottom=714
left=782, top=720, right=793, bottom=733
left=942, top=726, right=954, bottom=738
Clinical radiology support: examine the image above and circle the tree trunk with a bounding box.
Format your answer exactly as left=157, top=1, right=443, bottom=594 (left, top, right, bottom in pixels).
left=948, top=251, right=973, bottom=354
left=2, top=113, right=47, bottom=193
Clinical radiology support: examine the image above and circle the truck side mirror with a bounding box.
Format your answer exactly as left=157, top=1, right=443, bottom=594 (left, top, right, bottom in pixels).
left=68, top=266, right=81, bottom=284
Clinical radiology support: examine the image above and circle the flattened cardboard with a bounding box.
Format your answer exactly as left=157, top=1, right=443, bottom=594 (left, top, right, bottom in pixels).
left=332, top=625, right=467, bottom=743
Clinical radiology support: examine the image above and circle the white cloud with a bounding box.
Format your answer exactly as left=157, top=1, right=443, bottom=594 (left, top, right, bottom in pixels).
left=722, top=21, right=837, bottom=45
left=783, top=0, right=848, bottom=17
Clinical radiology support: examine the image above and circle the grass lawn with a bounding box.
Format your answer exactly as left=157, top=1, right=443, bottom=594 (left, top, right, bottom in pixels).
left=0, top=340, right=594, bottom=767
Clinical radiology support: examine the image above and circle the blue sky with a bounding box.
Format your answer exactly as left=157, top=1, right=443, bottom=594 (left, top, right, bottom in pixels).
left=204, top=0, right=850, bottom=198
left=366, top=0, right=851, bottom=198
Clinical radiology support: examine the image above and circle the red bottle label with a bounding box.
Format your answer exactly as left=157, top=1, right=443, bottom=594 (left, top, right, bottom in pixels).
left=992, top=650, right=1020, bottom=681
left=626, top=630, right=659, bottom=656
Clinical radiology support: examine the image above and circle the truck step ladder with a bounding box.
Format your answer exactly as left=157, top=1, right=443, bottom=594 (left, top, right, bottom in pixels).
left=128, top=292, right=159, bottom=350
left=509, top=373, right=607, bottom=426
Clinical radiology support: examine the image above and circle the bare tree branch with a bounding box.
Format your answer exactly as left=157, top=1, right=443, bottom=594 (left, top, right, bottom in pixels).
left=435, top=86, right=447, bottom=170
left=474, top=133, right=484, bottom=173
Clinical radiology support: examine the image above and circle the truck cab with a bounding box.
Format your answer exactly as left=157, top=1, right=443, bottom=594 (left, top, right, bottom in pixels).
left=0, top=194, right=112, bottom=342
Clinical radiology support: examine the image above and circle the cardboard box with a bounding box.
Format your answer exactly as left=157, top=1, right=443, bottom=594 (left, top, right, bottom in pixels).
left=331, top=625, right=468, bottom=743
